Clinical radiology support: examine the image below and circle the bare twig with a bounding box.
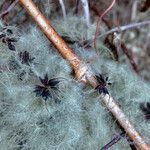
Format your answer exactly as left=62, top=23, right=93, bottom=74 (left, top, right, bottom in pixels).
left=58, top=0, right=66, bottom=20
left=89, top=2, right=112, bottom=29
left=0, top=0, right=19, bottom=18
left=90, top=4, right=140, bottom=74
left=83, top=20, right=150, bottom=48
left=18, top=0, right=150, bottom=149
left=90, top=3, right=150, bottom=39
left=81, top=0, right=91, bottom=27
left=97, top=20, right=150, bottom=39
left=100, top=131, right=126, bottom=150
left=101, top=129, right=137, bottom=150
left=121, top=42, right=140, bottom=74
left=93, top=0, right=116, bottom=50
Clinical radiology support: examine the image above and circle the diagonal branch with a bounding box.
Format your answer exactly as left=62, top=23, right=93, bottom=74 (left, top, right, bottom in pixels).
left=18, top=0, right=150, bottom=149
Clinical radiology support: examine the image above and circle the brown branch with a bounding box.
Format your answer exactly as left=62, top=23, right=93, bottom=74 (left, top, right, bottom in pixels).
left=18, top=0, right=150, bottom=149
left=121, top=42, right=140, bottom=74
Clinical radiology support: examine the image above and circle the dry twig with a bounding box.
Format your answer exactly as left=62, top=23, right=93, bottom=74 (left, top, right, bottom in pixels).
left=83, top=20, right=150, bottom=49
left=0, top=0, right=19, bottom=18
left=96, top=20, right=150, bottom=39
left=93, top=0, right=116, bottom=50
left=89, top=4, right=140, bottom=74
left=100, top=131, right=126, bottom=150
left=121, top=41, right=140, bottom=74
left=18, top=0, right=150, bottom=149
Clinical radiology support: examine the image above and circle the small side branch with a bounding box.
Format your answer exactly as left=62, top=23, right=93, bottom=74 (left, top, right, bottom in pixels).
left=0, top=0, right=19, bottom=18
left=83, top=20, right=150, bottom=48
left=89, top=4, right=143, bottom=75
left=93, top=0, right=116, bottom=49
left=100, top=131, right=137, bottom=150
left=121, top=42, right=140, bottom=74
left=97, top=20, right=150, bottom=39
left=100, top=132, right=126, bottom=150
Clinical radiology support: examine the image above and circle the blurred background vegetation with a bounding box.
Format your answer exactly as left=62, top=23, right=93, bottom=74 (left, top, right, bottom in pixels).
left=1, top=0, right=149, bottom=80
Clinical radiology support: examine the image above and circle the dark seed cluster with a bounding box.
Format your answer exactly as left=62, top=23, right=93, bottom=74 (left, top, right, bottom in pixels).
left=95, top=74, right=111, bottom=95
left=19, top=51, right=35, bottom=66
left=140, top=102, right=150, bottom=120
left=0, top=28, right=17, bottom=51
left=34, top=74, right=61, bottom=101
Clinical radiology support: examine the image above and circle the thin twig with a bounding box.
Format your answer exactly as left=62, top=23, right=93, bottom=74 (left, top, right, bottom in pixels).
left=121, top=42, right=140, bottom=74
left=18, top=0, right=150, bottom=149
left=90, top=4, right=140, bottom=75
left=81, top=0, right=91, bottom=27
left=100, top=131, right=126, bottom=150
left=84, top=20, right=150, bottom=48
left=89, top=2, right=112, bottom=29
left=58, top=0, right=66, bottom=20
left=97, top=20, right=150, bottom=39
left=93, top=0, right=116, bottom=50
left=0, top=0, right=19, bottom=18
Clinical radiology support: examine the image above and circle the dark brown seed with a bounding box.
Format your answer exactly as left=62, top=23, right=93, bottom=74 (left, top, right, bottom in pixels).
left=2, top=38, right=6, bottom=43
left=0, top=34, right=6, bottom=39
left=8, top=42, right=16, bottom=51
left=6, top=37, right=17, bottom=43
left=6, top=29, right=13, bottom=34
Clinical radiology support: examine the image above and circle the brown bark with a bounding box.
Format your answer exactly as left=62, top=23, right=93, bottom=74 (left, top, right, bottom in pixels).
left=18, top=0, right=150, bottom=149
